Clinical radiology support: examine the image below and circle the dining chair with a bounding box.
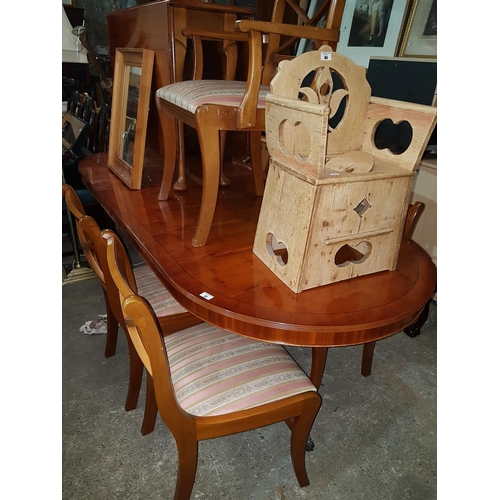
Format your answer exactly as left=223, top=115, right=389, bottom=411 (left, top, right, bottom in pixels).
left=403, top=201, right=425, bottom=239
left=360, top=201, right=426, bottom=377
left=87, top=102, right=110, bottom=155
left=156, top=0, right=346, bottom=247
left=103, top=229, right=322, bottom=499
left=62, top=184, right=201, bottom=434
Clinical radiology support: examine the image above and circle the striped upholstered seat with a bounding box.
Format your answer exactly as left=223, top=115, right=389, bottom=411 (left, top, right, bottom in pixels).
left=163, top=322, right=316, bottom=417
left=133, top=263, right=187, bottom=318
left=156, top=80, right=270, bottom=114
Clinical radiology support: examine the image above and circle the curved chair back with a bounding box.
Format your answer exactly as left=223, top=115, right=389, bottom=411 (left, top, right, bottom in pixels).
left=63, top=184, right=104, bottom=285
left=102, top=232, right=180, bottom=411
left=103, top=231, right=323, bottom=499
left=100, top=230, right=141, bottom=346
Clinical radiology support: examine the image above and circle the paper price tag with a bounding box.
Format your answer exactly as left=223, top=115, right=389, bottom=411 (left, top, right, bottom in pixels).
left=200, top=292, right=214, bottom=300
left=320, top=51, right=332, bottom=61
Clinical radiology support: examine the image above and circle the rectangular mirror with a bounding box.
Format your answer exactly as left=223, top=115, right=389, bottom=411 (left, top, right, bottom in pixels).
left=108, top=47, right=155, bottom=189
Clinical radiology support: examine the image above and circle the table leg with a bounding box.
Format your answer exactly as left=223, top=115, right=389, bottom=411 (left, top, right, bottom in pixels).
left=310, top=347, right=329, bottom=390
left=361, top=341, right=376, bottom=377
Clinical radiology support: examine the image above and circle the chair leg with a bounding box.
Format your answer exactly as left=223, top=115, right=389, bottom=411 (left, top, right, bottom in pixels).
left=174, top=121, right=187, bottom=192
left=141, top=372, right=158, bottom=436
left=249, top=131, right=265, bottom=196
left=157, top=97, right=178, bottom=201
left=192, top=111, right=222, bottom=247
left=175, top=439, right=199, bottom=500
left=103, top=291, right=119, bottom=358
left=261, top=135, right=270, bottom=178
left=404, top=296, right=432, bottom=338
left=125, top=336, right=144, bottom=411
left=290, top=395, right=322, bottom=488
left=219, top=131, right=231, bottom=187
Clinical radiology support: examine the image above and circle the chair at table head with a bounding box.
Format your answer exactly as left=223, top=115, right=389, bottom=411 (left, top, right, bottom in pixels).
left=155, top=0, right=347, bottom=247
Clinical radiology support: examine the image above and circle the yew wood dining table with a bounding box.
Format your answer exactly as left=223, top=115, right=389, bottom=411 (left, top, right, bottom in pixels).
left=78, top=151, right=437, bottom=390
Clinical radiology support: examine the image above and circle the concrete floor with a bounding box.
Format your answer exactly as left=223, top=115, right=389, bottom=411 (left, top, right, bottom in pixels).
left=62, top=269, right=437, bottom=500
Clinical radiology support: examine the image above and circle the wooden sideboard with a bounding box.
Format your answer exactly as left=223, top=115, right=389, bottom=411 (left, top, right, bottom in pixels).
left=107, top=0, right=255, bottom=153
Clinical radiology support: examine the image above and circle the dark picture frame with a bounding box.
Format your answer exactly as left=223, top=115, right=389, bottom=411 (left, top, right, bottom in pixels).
left=398, top=0, right=437, bottom=58
left=336, top=0, right=411, bottom=67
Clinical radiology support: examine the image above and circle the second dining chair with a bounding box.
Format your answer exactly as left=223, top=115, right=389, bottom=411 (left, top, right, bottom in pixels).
left=103, top=229, right=323, bottom=499
left=62, top=184, right=201, bottom=434
left=360, top=201, right=427, bottom=377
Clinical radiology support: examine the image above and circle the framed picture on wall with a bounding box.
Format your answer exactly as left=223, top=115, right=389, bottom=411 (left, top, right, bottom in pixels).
left=336, top=0, right=411, bottom=68
left=398, top=0, right=437, bottom=58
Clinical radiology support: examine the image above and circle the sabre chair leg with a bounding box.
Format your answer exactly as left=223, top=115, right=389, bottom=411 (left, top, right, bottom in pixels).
left=141, top=372, right=158, bottom=436
left=249, top=131, right=265, bottom=196
left=291, top=347, right=328, bottom=453
left=290, top=395, right=322, bottom=487
left=404, top=296, right=433, bottom=338
left=125, top=336, right=144, bottom=411
left=192, top=111, right=221, bottom=247
left=219, top=131, right=231, bottom=187
left=174, top=121, right=187, bottom=192
left=175, top=439, right=199, bottom=500
left=157, top=97, right=179, bottom=201
left=103, top=292, right=119, bottom=358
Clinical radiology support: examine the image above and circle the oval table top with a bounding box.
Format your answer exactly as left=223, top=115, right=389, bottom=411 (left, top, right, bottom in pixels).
left=79, top=152, right=436, bottom=349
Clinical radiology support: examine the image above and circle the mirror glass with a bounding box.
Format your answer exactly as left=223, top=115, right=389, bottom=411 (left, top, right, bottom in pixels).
left=108, top=47, right=154, bottom=190
left=121, top=65, right=142, bottom=166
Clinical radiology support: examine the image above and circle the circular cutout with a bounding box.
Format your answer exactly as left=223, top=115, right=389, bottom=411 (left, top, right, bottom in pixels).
left=373, top=119, right=413, bottom=155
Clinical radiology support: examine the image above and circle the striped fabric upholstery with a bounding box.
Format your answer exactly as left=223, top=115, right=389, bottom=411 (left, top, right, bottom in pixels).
left=164, top=323, right=316, bottom=416
left=156, top=80, right=270, bottom=114
left=133, top=263, right=187, bottom=317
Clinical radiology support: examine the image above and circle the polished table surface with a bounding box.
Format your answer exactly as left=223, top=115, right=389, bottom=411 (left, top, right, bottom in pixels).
left=79, top=151, right=436, bottom=384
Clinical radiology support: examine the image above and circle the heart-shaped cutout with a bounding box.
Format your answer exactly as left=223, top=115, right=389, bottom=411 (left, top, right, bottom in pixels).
left=278, top=119, right=311, bottom=161
left=374, top=119, right=413, bottom=155
left=266, top=233, right=288, bottom=266
left=335, top=241, right=372, bottom=267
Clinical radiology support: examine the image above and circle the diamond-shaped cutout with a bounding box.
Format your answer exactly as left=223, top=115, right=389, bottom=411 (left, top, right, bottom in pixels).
left=354, top=198, right=371, bottom=217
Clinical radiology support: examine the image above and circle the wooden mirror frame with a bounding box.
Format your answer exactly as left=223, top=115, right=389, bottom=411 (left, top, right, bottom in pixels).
left=108, top=48, right=155, bottom=189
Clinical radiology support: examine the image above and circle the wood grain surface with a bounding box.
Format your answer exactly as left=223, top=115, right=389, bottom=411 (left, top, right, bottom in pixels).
left=79, top=150, right=436, bottom=348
